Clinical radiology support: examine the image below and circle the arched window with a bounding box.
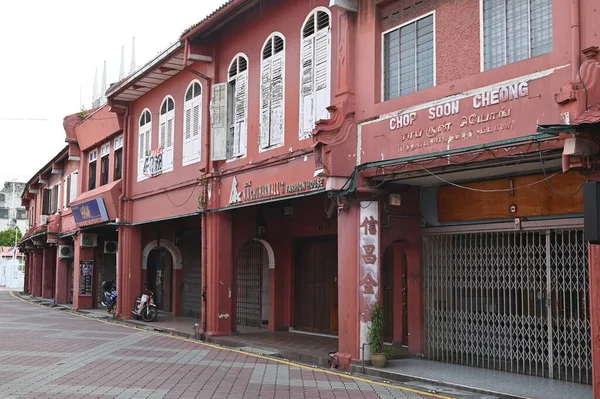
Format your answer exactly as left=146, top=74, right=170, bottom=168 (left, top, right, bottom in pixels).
left=300, top=8, right=331, bottom=139
left=183, top=81, right=202, bottom=166
left=210, top=54, right=249, bottom=161
left=260, top=33, right=285, bottom=150
left=159, top=96, right=175, bottom=172
left=137, top=109, right=152, bottom=181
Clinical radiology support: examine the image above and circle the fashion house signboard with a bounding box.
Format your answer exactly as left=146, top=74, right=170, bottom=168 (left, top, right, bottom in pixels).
left=359, top=71, right=560, bottom=163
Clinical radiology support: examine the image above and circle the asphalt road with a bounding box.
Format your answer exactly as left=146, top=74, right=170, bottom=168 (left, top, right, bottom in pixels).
left=0, top=290, right=445, bottom=399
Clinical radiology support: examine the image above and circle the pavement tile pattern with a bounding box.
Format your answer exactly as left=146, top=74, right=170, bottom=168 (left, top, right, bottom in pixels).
left=0, top=292, right=443, bottom=399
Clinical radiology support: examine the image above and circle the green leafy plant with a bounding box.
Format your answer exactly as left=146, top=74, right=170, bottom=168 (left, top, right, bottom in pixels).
left=367, top=303, right=385, bottom=353
left=0, top=227, right=22, bottom=247
left=77, top=107, right=89, bottom=120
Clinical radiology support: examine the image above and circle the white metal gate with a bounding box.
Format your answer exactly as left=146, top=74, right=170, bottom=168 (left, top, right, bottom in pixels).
left=424, top=228, right=591, bottom=384
left=236, top=240, right=265, bottom=328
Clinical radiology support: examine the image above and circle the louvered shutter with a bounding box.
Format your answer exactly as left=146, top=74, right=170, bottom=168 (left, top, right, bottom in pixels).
left=183, top=101, right=193, bottom=164
left=138, top=130, right=145, bottom=179
left=260, top=58, right=272, bottom=149
left=233, top=71, right=248, bottom=157
left=300, top=36, right=315, bottom=139
left=70, top=171, right=78, bottom=202
left=269, top=53, right=285, bottom=147
left=190, top=99, right=201, bottom=163
left=210, top=83, right=228, bottom=161
left=163, top=113, right=174, bottom=171
left=63, top=177, right=68, bottom=209
left=313, top=27, right=331, bottom=123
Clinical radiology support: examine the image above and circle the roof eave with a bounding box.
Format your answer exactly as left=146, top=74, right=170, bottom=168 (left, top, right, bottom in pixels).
left=106, top=41, right=184, bottom=100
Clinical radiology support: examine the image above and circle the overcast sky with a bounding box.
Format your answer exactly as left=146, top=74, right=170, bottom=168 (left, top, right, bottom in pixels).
left=0, top=0, right=225, bottom=184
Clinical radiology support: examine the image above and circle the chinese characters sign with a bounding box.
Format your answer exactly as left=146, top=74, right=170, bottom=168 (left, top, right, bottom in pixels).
left=359, top=201, right=380, bottom=356
left=72, top=198, right=109, bottom=227
left=79, top=261, right=94, bottom=296
left=360, top=73, right=560, bottom=162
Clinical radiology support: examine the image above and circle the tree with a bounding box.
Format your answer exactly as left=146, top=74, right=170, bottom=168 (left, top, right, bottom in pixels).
left=0, top=227, right=22, bottom=247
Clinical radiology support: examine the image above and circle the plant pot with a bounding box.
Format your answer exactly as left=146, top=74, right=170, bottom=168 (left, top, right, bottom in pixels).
left=370, top=353, right=387, bottom=368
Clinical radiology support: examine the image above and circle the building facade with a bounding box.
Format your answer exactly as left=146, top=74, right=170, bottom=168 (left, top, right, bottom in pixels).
left=20, top=0, right=600, bottom=395
left=0, top=181, right=27, bottom=234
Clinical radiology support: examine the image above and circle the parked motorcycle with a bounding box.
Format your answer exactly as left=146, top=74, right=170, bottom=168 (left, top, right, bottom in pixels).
left=132, top=290, right=158, bottom=322
left=101, top=280, right=117, bottom=314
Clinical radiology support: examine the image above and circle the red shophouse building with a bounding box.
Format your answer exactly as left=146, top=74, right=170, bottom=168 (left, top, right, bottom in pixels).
left=318, top=0, right=600, bottom=392
left=21, top=106, right=124, bottom=310
left=20, top=0, right=600, bottom=394
left=106, top=0, right=348, bottom=333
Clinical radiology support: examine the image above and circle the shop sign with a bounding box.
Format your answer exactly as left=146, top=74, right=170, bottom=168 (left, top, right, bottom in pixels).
left=228, top=176, right=326, bottom=205
left=363, top=79, right=539, bottom=160
left=79, top=260, right=94, bottom=296
left=72, top=198, right=109, bottom=227
left=143, top=147, right=163, bottom=178
left=358, top=201, right=380, bottom=355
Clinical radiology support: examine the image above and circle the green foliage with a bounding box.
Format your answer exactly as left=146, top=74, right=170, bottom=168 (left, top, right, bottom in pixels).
left=0, top=227, right=22, bottom=247
left=77, top=107, right=89, bottom=120
left=367, top=302, right=385, bottom=354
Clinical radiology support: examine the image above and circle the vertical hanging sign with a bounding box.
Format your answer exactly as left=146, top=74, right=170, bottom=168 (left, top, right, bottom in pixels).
left=79, top=261, right=94, bottom=296
left=359, top=201, right=380, bottom=359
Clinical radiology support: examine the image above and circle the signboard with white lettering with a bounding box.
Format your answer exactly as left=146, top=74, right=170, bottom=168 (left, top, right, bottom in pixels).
left=359, top=73, right=561, bottom=163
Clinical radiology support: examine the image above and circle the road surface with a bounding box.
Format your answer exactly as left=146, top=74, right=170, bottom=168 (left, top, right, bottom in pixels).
left=0, top=291, right=445, bottom=399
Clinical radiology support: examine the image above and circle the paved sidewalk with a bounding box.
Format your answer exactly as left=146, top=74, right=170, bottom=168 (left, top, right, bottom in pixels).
left=0, top=291, right=452, bottom=399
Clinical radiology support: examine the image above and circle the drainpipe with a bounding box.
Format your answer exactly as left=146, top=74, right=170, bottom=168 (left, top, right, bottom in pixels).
left=183, top=38, right=213, bottom=335
left=116, top=104, right=131, bottom=319
left=571, top=0, right=581, bottom=82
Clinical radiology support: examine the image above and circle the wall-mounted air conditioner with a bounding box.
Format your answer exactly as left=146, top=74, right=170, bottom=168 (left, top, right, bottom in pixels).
left=79, top=233, right=98, bottom=248
left=104, top=241, right=118, bottom=254
left=58, top=245, right=74, bottom=259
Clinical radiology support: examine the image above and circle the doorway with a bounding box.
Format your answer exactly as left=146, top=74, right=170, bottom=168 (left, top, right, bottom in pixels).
left=147, top=247, right=173, bottom=312
left=294, top=236, right=338, bottom=334
left=235, top=240, right=270, bottom=328
left=382, top=242, right=408, bottom=344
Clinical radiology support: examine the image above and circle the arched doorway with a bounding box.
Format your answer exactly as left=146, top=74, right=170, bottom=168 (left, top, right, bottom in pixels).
left=382, top=242, right=408, bottom=344
left=235, top=239, right=271, bottom=328
left=147, top=247, right=173, bottom=312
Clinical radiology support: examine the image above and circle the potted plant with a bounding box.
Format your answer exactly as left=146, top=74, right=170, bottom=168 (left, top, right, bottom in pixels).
left=367, top=303, right=392, bottom=367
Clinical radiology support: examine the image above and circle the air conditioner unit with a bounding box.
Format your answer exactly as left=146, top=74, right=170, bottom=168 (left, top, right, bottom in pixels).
left=58, top=245, right=74, bottom=259
left=104, top=241, right=118, bottom=254
left=80, top=233, right=98, bottom=248
left=39, top=215, right=49, bottom=225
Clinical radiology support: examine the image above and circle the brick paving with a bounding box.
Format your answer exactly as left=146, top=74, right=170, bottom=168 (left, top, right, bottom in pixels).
left=0, top=292, right=446, bottom=399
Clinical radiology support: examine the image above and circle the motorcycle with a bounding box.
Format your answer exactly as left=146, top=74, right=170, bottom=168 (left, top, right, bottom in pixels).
left=132, top=290, right=158, bottom=322
left=101, top=280, right=117, bottom=314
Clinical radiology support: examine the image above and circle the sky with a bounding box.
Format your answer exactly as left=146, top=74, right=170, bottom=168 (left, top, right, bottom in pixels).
left=0, top=0, right=226, bottom=184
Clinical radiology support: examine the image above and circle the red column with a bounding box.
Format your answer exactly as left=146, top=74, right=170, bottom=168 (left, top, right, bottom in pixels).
left=172, top=269, right=183, bottom=317
left=336, top=201, right=360, bottom=369
left=31, top=249, right=43, bottom=297
left=269, top=235, right=286, bottom=332
left=205, top=212, right=233, bottom=337
left=117, top=226, right=142, bottom=319
left=55, top=252, right=69, bottom=304
left=41, top=247, right=55, bottom=299
left=72, top=237, right=94, bottom=310
left=24, top=255, right=30, bottom=293
left=589, top=243, right=600, bottom=398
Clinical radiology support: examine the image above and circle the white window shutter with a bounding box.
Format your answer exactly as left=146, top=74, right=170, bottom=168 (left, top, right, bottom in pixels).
left=300, top=36, right=315, bottom=139
left=183, top=101, right=193, bottom=164
left=63, top=177, right=68, bottom=209
left=70, top=171, right=78, bottom=202
left=159, top=120, right=166, bottom=149
left=163, top=114, right=174, bottom=171
left=269, top=53, right=285, bottom=147
left=190, top=99, right=201, bottom=163
left=210, top=83, right=228, bottom=161
left=314, top=27, right=331, bottom=123
left=233, top=71, right=248, bottom=157
left=138, top=131, right=145, bottom=179
left=260, top=58, right=272, bottom=149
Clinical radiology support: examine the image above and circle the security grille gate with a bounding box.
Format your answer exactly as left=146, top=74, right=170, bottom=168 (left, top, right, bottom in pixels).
left=236, top=240, right=265, bottom=328
left=424, top=228, right=591, bottom=384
